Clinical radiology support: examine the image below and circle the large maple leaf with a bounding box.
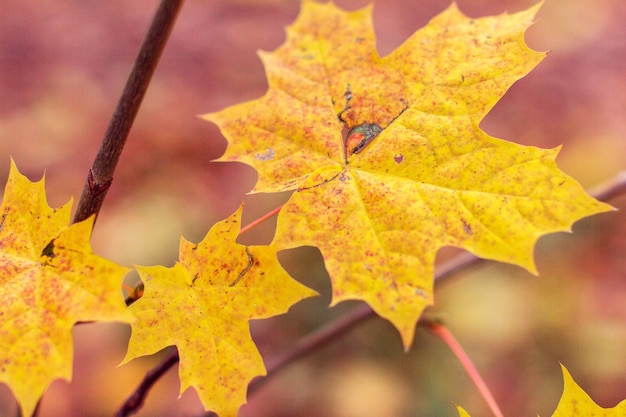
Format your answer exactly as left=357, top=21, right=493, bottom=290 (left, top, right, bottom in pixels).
left=203, top=1, right=613, bottom=348
left=121, top=205, right=317, bottom=417
left=0, top=160, right=133, bottom=417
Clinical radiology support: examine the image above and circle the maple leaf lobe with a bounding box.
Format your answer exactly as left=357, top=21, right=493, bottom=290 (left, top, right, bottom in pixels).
left=0, top=160, right=132, bottom=417
left=549, top=365, right=626, bottom=417
left=205, top=1, right=612, bottom=350
left=123, top=205, right=317, bottom=416
left=457, top=365, right=626, bottom=416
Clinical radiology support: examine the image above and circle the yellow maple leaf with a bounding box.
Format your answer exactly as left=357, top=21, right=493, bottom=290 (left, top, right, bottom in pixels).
left=455, top=404, right=472, bottom=417
left=456, top=365, right=626, bottom=417
left=548, top=364, right=626, bottom=417
left=121, top=204, right=317, bottom=417
left=203, top=1, right=613, bottom=348
left=0, top=160, right=133, bottom=417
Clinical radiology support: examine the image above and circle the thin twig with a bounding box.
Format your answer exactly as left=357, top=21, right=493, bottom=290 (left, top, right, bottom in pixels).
left=118, top=171, right=626, bottom=414
left=244, top=170, right=626, bottom=394
left=114, top=247, right=483, bottom=413
left=115, top=348, right=180, bottom=417
left=248, top=303, right=376, bottom=396
left=587, top=170, right=626, bottom=203
left=239, top=205, right=284, bottom=235
left=248, top=250, right=483, bottom=396
left=425, top=322, right=504, bottom=417
left=73, top=0, right=184, bottom=225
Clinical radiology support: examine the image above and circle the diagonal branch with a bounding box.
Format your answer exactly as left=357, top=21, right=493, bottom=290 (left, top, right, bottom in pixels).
left=245, top=170, right=626, bottom=393
left=114, top=348, right=179, bottom=417
left=248, top=251, right=484, bottom=397
left=73, top=0, right=184, bottom=225
left=248, top=302, right=377, bottom=396
left=116, top=170, right=626, bottom=416
left=587, top=170, right=626, bottom=203
left=425, top=322, right=504, bottom=417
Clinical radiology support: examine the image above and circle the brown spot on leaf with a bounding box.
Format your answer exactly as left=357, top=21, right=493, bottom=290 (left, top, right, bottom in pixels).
left=462, top=219, right=473, bottom=235
left=41, top=240, right=56, bottom=258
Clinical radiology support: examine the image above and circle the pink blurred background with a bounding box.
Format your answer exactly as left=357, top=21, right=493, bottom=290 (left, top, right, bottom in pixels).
left=1, top=0, right=625, bottom=416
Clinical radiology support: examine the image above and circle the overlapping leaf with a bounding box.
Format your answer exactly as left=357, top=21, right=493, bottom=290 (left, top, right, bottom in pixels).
left=121, top=205, right=317, bottom=417
left=0, top=160, right=133, bottom=417
left=204, top=1, right=613, bottom=348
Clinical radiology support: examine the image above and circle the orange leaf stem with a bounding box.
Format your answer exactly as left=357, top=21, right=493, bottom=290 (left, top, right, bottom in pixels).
left=117, top=173, right=626, bottom=415
left=238, top=204, right=283, bottom=236
left=426, top=322, right=504, bottom=417
left=122, top=284, right=136, bottom=299
left=249, top=253, right=483, bottom=395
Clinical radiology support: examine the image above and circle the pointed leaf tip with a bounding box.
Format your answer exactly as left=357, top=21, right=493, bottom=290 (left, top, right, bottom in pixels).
left=455, top=404, right=473, bottom=417
left=123, top=204, right=317, bottom=416
left=0, top=161, right=132, bottom=417
left=205, top=0, right=611, bottom=350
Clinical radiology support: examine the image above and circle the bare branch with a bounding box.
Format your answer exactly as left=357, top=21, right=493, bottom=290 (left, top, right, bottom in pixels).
left=117, top=171, right=626, bottom=414
left=587, top=170, right=626, bottom=203
left=73, top=0, right=184, bottom=224
left=245, top=169, right=626, bottom=394
left=115, top=348, right=179, bottom=417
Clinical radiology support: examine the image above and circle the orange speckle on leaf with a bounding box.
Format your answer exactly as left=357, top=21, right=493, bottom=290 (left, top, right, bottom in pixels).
left=203, top=0, right=612, bottom=349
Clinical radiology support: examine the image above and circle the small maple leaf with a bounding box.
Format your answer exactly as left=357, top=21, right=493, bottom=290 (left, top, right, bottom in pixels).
left=121, top=204, right=317, bottom=417
left=456, top=365, right=626, bottom=417
left=548, top=364, right=626, bottom=417
left=203, top=1, right=613, bottom=348
left=0, top=160, right=133, bottom=417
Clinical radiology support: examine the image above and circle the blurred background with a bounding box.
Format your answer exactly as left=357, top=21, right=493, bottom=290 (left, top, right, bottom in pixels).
left=1, top=0, right=625, bottom=416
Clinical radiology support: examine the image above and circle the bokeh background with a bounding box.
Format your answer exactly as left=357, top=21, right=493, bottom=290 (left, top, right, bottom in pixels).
left=1, top=0, right=625, bottom=416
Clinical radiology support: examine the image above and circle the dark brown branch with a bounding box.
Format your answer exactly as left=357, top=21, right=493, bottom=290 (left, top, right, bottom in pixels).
left=117, top=171, right=626, bottom=415
left=248, top=303, right=376, bottom=396
left=247, top=251, right=483, bottom=397
left=587, top=170, right=626, bottom=203
left=113, top=252, right=482, bottom=416
left=73, top=0, right=184, bottom=224
left=115, top=348, right=179, bottom=417
left=244, top=170, right=626, bottom=395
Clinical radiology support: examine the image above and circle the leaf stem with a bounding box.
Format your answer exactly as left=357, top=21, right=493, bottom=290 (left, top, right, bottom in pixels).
left=244, top=170, right=626, bottom=395
left=239, top=204, right=284, bottom=236
left=247, top=251, right=482, bottom=396
left=118, top=171, right=626, bottom=415
left=425, top=322, right=504, bottom=417
left=114, top=252, right=480, bottom=415
left=73, top=0, right=184, bottom=225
